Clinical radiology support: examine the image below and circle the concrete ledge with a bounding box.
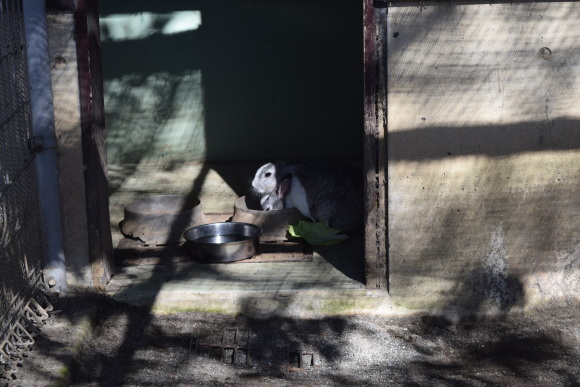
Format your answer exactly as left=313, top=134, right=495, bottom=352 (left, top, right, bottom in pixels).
left=109, top=289, right=402, bottom=318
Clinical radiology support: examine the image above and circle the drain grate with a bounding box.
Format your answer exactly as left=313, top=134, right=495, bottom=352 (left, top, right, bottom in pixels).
left=189, top=327, right=321, bottom=370
left=190, top=328, right=254, bottom=366
left=288, top=350, right=318, bottom=369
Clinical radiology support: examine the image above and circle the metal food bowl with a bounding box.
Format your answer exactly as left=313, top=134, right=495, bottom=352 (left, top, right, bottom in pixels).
left=183, top=222, right=262, bottom=263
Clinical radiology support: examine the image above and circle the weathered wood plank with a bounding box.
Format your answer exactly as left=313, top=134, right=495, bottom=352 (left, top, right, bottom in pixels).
left=114, top=239, right=313, bottom=266
left=47, top=12, right=92, bottom=285
left=363, top=0, right=388, bottom=290
left=75, top=0, right=114, bottom=287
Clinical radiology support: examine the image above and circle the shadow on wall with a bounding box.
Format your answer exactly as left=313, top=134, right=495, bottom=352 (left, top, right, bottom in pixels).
left=384, top=119, right=580, bottom=312
left=381, top=1, right=580, bottom=313
left=388, top=119, right=580, bottom=161
left=448, top=223, right=525, bottom=313
left=99, top=0, right=363, bottom=167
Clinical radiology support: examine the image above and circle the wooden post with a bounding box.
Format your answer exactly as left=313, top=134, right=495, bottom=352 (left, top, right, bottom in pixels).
left=74, top=0, right=114, bottom=287
left=363, top=0, right=388, bottom=290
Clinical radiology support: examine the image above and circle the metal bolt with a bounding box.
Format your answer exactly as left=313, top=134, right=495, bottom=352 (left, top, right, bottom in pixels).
left=53, top=56, right=67, bottom=70
left=47, top=277, right=57, bottom=288
left=538, top=47, right=552, bottom=60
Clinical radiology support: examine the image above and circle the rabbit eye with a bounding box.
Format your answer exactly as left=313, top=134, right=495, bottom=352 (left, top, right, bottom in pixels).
left=265, top=172, right=272, bottom=177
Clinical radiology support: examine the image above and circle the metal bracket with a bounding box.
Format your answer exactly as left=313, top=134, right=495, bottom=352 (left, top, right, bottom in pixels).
left=373, top=0, right=389, bottom=8
left=28, top=135, right=57, bottom=152
left=43, top=267, right=67, bottom=297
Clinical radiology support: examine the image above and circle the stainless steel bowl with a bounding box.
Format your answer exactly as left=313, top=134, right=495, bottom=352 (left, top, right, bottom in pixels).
left=183, top=222, right=262, bottom=263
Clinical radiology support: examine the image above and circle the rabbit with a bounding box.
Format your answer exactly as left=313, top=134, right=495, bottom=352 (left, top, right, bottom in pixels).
left=251, top=161, right=300, bottom=196
left=260, top=191, right=284, bottom=211
left=252, top=160, right=363, bottom=234
left=259, top=175, right=313, bottom=220
left=259, top=177, right=289, bottom=211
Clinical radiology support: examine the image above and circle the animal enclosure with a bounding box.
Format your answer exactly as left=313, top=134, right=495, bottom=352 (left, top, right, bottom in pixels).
left=98, top=0, right=372, bottom=299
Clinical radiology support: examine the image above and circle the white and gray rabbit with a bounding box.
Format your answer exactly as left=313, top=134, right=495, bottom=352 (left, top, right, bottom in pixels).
left=259, top=176, right=289, bottom=211
left=252, top=160, right=363, bottom=234
left=252, top=161, right=300, bottom=195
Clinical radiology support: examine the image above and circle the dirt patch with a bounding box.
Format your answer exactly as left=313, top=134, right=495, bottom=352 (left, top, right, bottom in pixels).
left=7, top=290, right=580, bottom=386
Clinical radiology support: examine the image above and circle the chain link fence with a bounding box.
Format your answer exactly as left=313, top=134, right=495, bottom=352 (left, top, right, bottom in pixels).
left=1, top=0, right=54, bottom=380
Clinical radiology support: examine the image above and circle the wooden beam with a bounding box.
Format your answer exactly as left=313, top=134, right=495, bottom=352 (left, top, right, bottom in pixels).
left=363, top=0, right=388, bottom=290
left=75, top=0, right=114, bottom=287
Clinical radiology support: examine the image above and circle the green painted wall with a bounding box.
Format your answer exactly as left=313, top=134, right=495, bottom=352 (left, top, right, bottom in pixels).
left=100, top=0, right=363, bottom=165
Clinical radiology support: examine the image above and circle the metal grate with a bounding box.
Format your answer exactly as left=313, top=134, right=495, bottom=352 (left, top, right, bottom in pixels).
left=1, top=0, right=53, bottom=381
left=190, top=328, right=255, bottom=366
left=287, top=350, right=318, bottom=370
left=189, top=327, right=321, bottom=371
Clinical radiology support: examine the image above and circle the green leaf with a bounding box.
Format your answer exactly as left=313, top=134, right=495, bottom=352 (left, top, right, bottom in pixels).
left=288, top=221, right=349, bottom=246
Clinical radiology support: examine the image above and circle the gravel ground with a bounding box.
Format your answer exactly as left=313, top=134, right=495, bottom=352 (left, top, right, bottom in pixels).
left=6, top=289, right=580, bottom=386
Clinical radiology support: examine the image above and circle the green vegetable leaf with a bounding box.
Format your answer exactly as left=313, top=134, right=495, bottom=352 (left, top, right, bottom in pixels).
left=288, top=221, right=349, bottom=246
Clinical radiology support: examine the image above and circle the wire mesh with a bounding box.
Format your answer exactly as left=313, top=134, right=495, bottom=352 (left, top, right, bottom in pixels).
left=0, top=0, right=50, bottom=380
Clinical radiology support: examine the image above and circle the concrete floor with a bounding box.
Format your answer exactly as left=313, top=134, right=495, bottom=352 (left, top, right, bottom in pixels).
left=105, top=162, right=391, bottom=317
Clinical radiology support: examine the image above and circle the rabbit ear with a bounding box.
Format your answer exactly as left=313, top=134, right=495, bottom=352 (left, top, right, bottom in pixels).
left=277, top=178, right=291, bottom=199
